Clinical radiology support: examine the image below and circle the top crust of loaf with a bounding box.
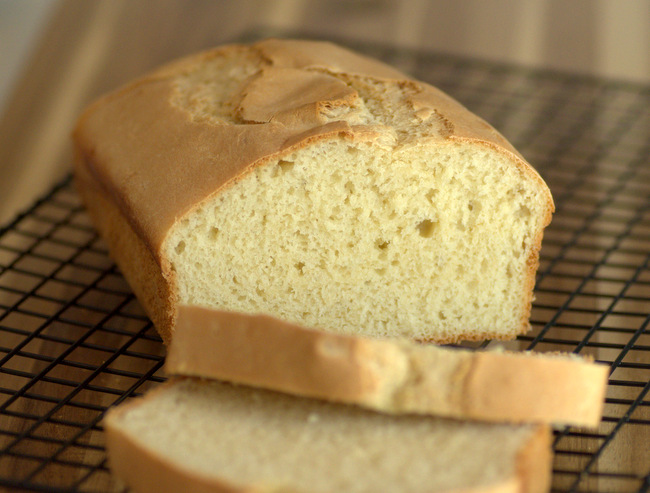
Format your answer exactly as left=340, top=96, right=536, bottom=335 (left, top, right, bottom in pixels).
left=73, top=38, right=553, bottom=259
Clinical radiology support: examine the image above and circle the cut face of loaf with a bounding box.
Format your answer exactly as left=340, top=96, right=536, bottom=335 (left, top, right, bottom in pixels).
left=166, top=139, right=548, bottom=342
left=104, top=378, right=552, bottom=493
left=73, top=39, right=554, bottom=343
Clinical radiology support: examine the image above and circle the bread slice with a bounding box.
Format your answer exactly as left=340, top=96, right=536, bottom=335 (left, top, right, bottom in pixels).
left=104, top=378, right=552, bottom=493
left=73, top=38, right=554, bottom=344
left=165, top=305, right=607, bottom=428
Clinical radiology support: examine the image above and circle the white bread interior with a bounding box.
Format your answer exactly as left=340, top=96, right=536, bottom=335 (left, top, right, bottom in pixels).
left=164, top=139, right=549, bottom=342
left=104, top=378, right=552, bottom=493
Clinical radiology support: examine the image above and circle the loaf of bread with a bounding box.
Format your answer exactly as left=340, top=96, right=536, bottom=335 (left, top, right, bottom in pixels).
left=73, top=39, right=554, bottom=345
left=104, top=378, right=552, bottom=493
left=165, top=305, right=607, bottom=427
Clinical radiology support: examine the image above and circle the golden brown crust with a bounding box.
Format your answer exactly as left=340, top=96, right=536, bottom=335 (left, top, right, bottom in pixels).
left=165, top=306, right=405, bottom=404
left=166, top=307, right=607, bottom=427
left=461, top=350, right=608, bottom=427
left=254, top=39, right=410, bottom=81
left=73, top=149, right=177, bottom=343
left=515, top=425, right=553, bottom=493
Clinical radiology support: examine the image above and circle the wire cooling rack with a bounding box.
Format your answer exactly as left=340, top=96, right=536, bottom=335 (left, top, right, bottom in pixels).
left=1, top=36, right=649, bottom=493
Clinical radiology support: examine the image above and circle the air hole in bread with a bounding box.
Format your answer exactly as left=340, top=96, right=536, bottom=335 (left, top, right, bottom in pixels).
left=417, top=219, right=436, bottom=238
left=346, top=145, right=360, bottom=156
left=175, top=241, right=186, bottom=254
left=277, top=160, right=295, bottom=174
left=375, top=239, right=389, bottom=250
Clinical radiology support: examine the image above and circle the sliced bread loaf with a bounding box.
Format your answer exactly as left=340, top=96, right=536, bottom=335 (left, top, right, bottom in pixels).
left=104, top=378, right=552, bottom=493
left=165, top=305, right=608, bottom=428
left=73, top=39, right=554, bottom=345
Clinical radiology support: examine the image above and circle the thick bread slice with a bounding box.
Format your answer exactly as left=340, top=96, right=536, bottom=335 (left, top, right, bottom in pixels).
left=166, top=306, right=608, bottom=428
left=103, top=378, right=552, bottom=493
left=73, top=38, right=554, bottom=344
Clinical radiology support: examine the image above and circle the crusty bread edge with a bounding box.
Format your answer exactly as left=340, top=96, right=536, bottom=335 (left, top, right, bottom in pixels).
left=166, top=306, right=608, bottom=427
left=462, top=349, right=608, bottom=427
left=103, top=379, right=552, bottom=493
left=73, top=149, right=177, bottom=344
left=165, top=306, right=408, bottom=408
left=514, top=424, right=553, bottom=493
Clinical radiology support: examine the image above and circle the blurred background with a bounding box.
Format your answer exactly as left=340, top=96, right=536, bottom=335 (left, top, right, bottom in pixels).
left=2, top=0, right=649, bottom=115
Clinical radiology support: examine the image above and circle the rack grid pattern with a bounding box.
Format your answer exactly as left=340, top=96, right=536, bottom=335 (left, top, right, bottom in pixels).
left=1, top=37, right=649, bottom=492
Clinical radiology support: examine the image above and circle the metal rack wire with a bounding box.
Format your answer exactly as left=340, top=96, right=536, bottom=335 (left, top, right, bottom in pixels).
left=1, top=37, right=649, bottom=492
